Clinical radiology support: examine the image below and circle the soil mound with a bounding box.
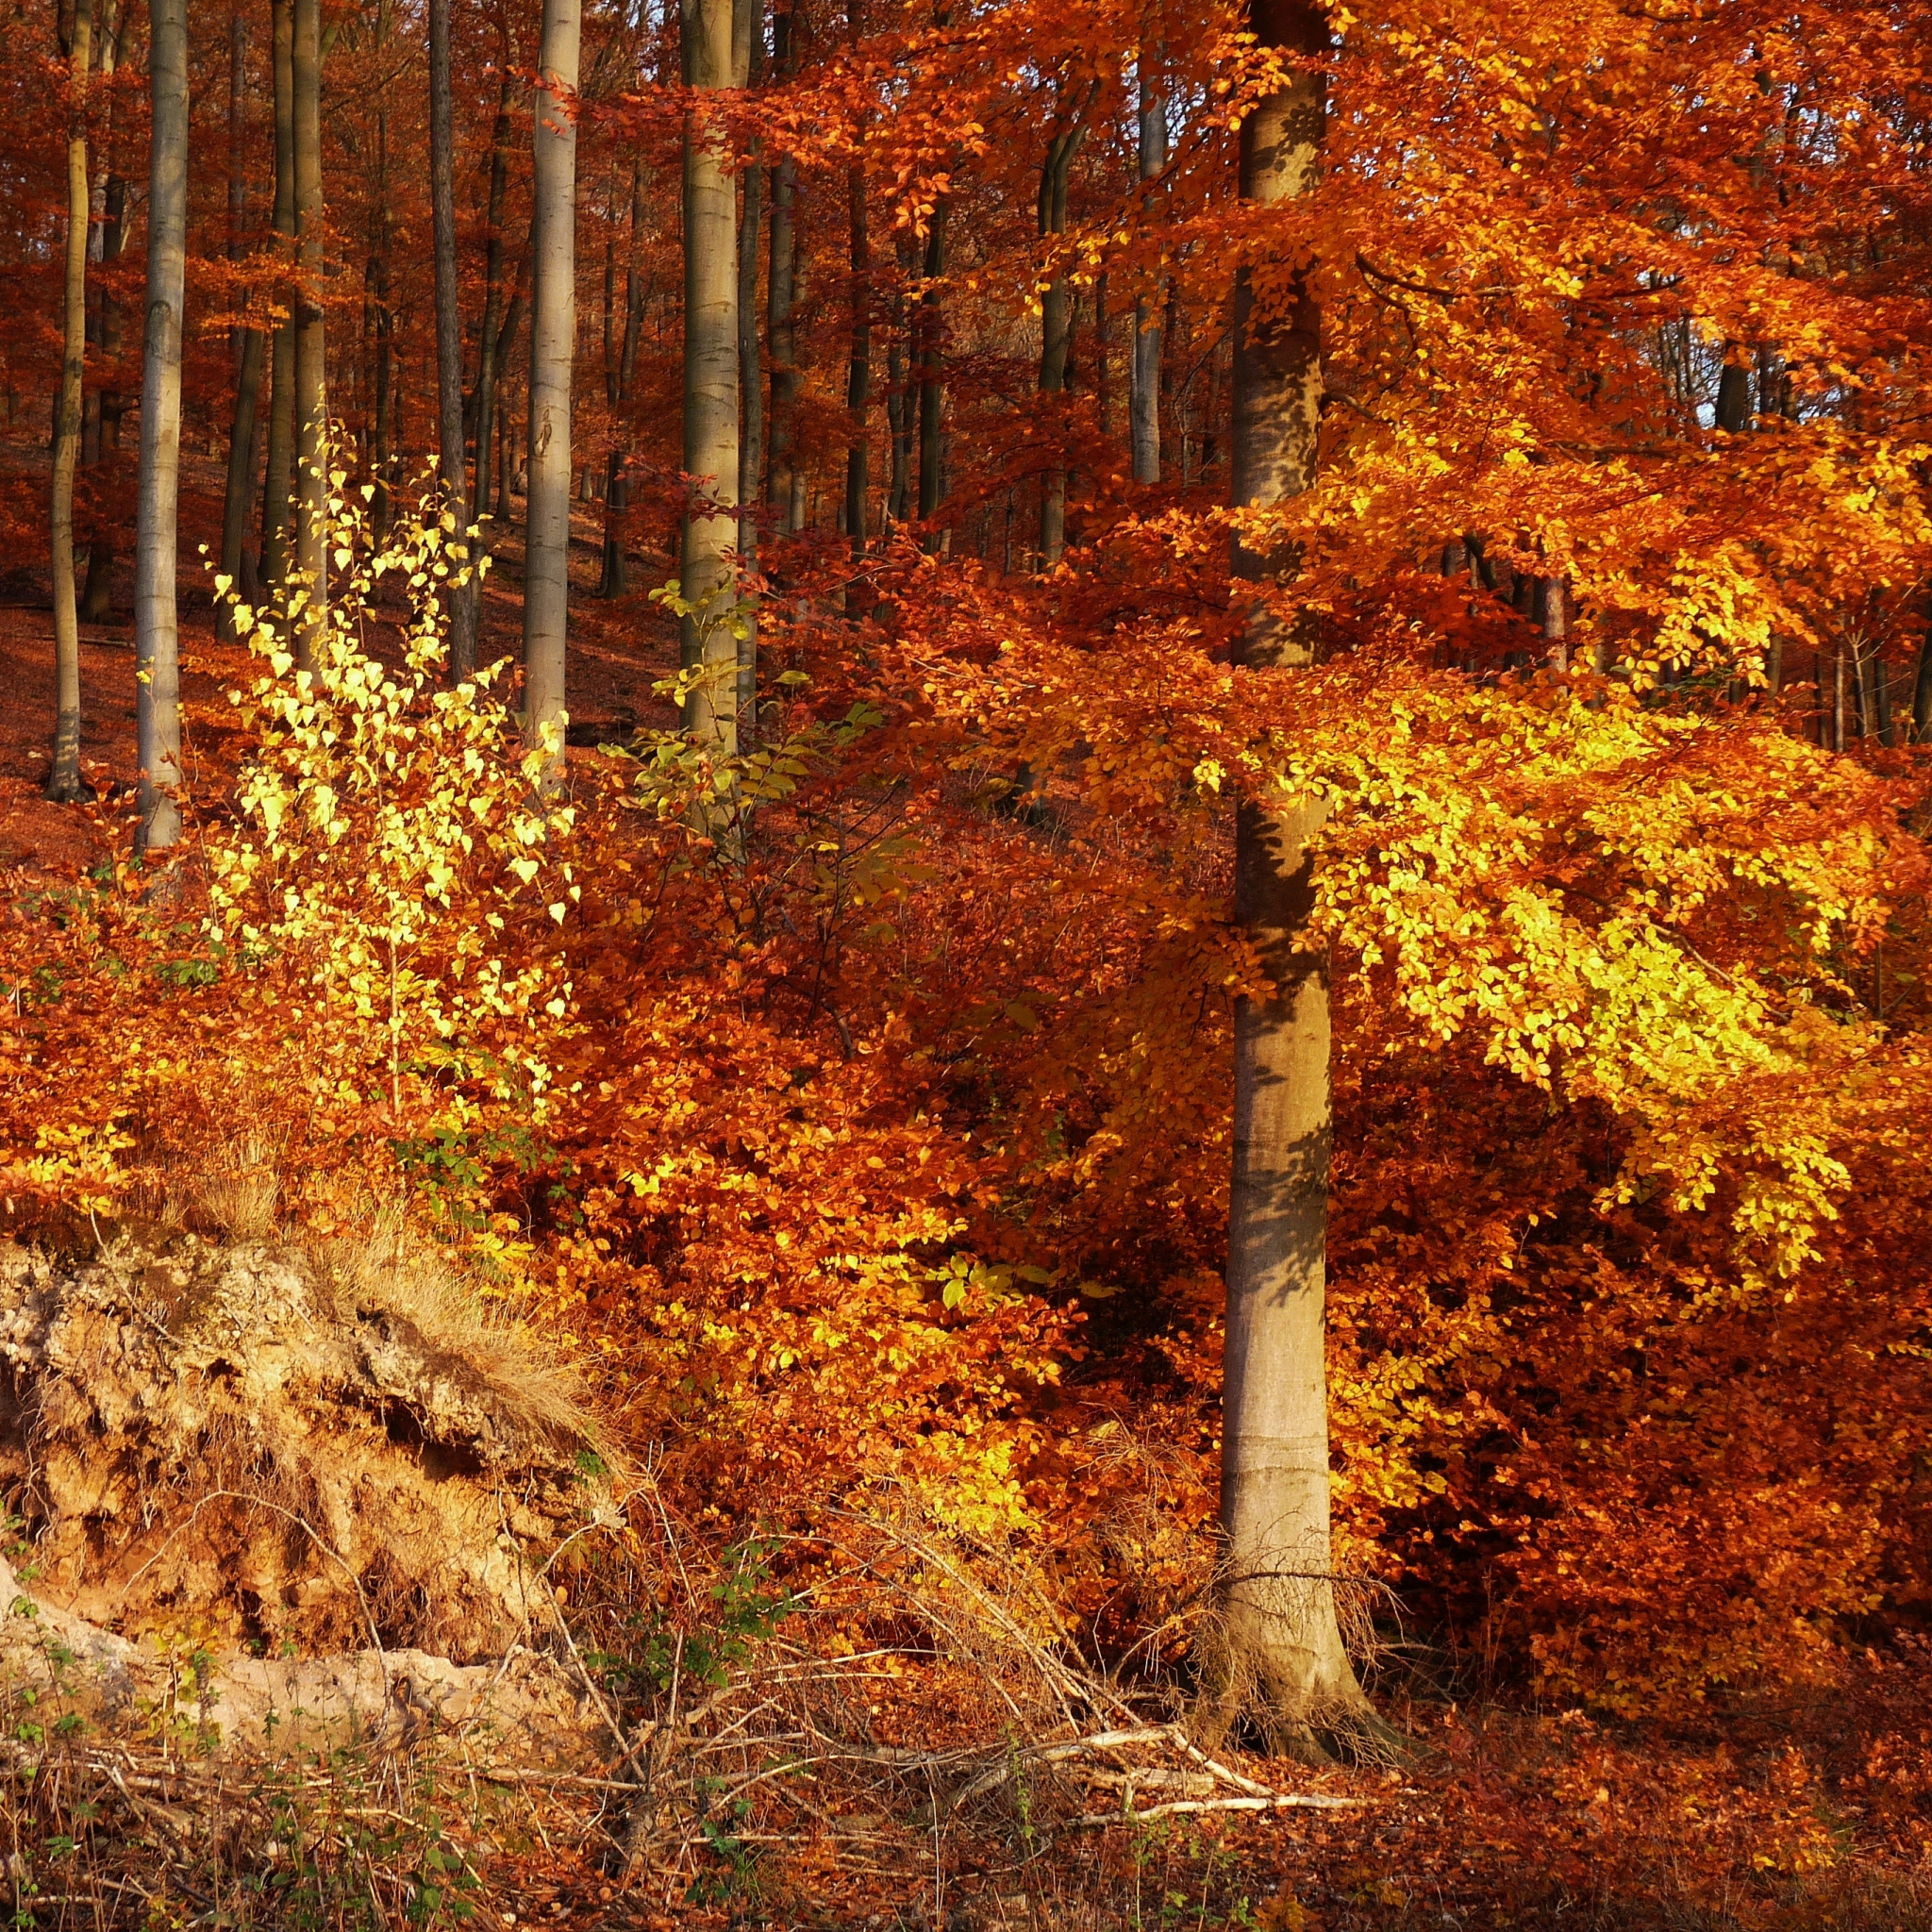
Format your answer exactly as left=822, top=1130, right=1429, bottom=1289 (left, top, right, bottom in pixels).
left=0, top=1223, right=610, bottom=1663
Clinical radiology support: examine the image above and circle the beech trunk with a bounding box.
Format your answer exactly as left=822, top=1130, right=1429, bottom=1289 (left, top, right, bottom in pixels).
left=135, top=0, right=189, bottom=856
left=260, top=0, right=294, bottom=594
left=218, top=8, right=263, bottom=641
left=1131, top=58, right=1164, bottom=487
left=47, top=0, right=92, bottom=803
left=291, top=0, right=326, bottom=669
left=429, top=0, right=476, bottom=678
left=525, top=0, right=579, bottom=778
left=1222, top=0, right=1388, bottom=1757
left=679, top=0, right=740, bottom=757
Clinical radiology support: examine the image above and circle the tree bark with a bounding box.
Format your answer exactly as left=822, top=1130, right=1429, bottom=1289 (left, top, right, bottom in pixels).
left=260, top=0, right=295, bottom=594
left=598, top=162, right=646, bottom=600
left=1131, top=56, right=1164, bottom=486
left=1222, top=0, right=1388, bottom=1758
left=525, top=0, right=579, bottom=781
left=679, top=0, right=740, bottom=758
left=135, top=0, right=189, bottom=856
left=291, top=0, right=327, bottom=670
left=219, top=7, right=264, bottom=642
left=916, top=201, right=945, bottom=527
left=1037, top=117, right=1084, bottom=565
left=842, top=142, right=871, bottom=559
left=429, top=0, right=477, bottom=677
left=737, top=13, right=762, bottom=716
left=471, top=53, right=516, bottom=557
left=765, top=92, right=799, bottom=533
left=47, top=0, right=92, bottom=803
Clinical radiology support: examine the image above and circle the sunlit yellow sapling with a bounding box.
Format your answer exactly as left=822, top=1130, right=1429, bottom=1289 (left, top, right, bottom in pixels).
left=205, top=470, right=579, bottom=1121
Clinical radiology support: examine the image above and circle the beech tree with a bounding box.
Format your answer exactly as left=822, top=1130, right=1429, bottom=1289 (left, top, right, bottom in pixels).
left=134, top=0, right=189, bottom=856
left=429, top=0, right=477, bottom=680
left=291, top=0, right=327, bottom=668
left=525, top=0, right=579, bottom=776
left=679, top=0, right=741, bottom=758
left=46, top=0, right=92, bottom=804
left=1219, top=0, right=1390, bottom=1756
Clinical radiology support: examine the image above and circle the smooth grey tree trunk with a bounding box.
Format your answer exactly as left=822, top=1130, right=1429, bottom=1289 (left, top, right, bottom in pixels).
left=525, top=0, right=579, bottom=781
left=766, top=137, right=798, bottom=531
left=1222, top=0, right=1389, bottom=1757
left=1131, top=58, right=1164, bottom=486
left=218, top=8, right=263, bottom=640
left=135, top=0, right=189, bottom=856
left=429, top=0, right=476, bottom=678
left=47, top=0, right=93, bottom=803
left=916, top=202, right=945, bottom=527
left=1037, top=120, right=1083, bottom=565
left=471, top=61, right=516, bottom=554
left=291, top=0, right=327, bottom=670
left=843, top=137, right=871, bottom=561
left=679, top=0, right=740, bottom=758
left=260, top=0, right=294, bottom=598
left=737, top=15, right=762, bottom=718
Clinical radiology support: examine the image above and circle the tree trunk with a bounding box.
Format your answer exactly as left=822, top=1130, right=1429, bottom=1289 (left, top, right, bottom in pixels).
left=843, top=145, right=871, bottom=560
left=472, top=57, right=516, bottom=558
left=261, top=0, right=295, bottom=594
left=1131, top=56, right=1164, bottom=486
left=765, top=127, right=799, bottom=531
left=47, top=0, right=92, bottom=803
left=679, top=0, right=740, bottom=758
left=219, top=7, right=264, bottom=642
left=429, top=0, right=476, bottom=677
left=1535, top=575, right=1569, bottom=670
left=525, top=0, right=579, bottom=780
left=737, top=19, right=762, bottom=718
left=916, top=201, right=945, bottom=527
left=291, top=0, right=327, bottom=669
left=135, top=0, right=189, bottom=856
left=1037, top=119, right=1084, bottom=565
left=598, top=163, right=646, bottom=600
left=1222, top=0, right=1388, bottom=1758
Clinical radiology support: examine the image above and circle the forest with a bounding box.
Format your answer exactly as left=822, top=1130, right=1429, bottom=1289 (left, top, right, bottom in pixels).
left=0, top=0, right=1924, bottom=1922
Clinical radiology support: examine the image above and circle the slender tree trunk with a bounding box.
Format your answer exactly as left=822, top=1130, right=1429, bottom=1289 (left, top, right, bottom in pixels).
left=1132, top=57, right=1164, bottom=486
left=1222, top=0, right=1386, bottom=1757
left=261, top=0, right=295, bottom=593
left=472, top=58, right=515, bottom=553
left=525, top=0, right=580, bottom=779
left=599, top=163, right=645, bottom=599
left=1535, top=575, right=1569, bottom=670
left=843, top=141, right=871, bottom=559
left=737, top=14, right=762, bottom=716
left=886, top=246, right=910, bottom=526
left=135, top=0, right=189, bottom=855
left=429, top=0, right=476, bottom=676
left=680, top=0, right=740, bottom=758
left=1715, top=351, right=1751, bottom=434
left=219, top=6, right=264, bottom=640
left=766, top=129, right=799, bottom=530
left=47, top=0, right=92, bottom=802
left=291, top=0, right=327, bottom=669
left=916, top=201, right=945, bottom=527
left=1037, top=119, right=1084, bottom=564
left=79, top=169, right=126, bottom=623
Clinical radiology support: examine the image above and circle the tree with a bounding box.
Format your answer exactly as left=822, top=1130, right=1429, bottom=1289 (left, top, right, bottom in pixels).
left=134, top=0, right=189, bottom=857
left=1036, top=110, right=1085, bottom=567
left=291, top=0, right=327, bottom=670
left=524, top=0, right=579, bottom=779
left=219, top=6, right=267, bottom=638
left=46, top=0, right=93, bottom=804
left=1218, top=0, right=1389, bottom=1756
left=430, top=0, right=478, bottom=680
left=679, top=0, right=741, bottom=760
left=1130, top=50, right=1163, bottom=487
left=260, top=0, right=295, bottom=597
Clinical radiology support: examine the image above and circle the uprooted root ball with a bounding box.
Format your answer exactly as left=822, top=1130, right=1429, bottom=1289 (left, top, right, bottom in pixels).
left=0, top=1223, right=612, bottom=1660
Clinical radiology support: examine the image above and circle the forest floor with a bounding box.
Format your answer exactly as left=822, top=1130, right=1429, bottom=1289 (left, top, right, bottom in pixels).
left=0, top=438, right=1927, bottom=1928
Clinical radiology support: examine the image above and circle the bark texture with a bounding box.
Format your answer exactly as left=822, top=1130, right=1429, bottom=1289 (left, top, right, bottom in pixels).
left=47, top=0, right=92, bottom=804
left=135, top=0, right=190, bottom=856
left=430, top=0, right=477, bottom=678
left=218, top=8, right=263, bottom=641
left=291, top=0, right=327, bottom=669
left=1131, top=58, right=1164, bottom=487
left=260, top=0, right=294, bottom=595
left=1036, top=118, right=1084, bottom=565
left=524, top=0, right=581, bottom=780
left=679, top=0, right=741, bottom=758
left=1222, top=0, right=1387, bottom=1757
